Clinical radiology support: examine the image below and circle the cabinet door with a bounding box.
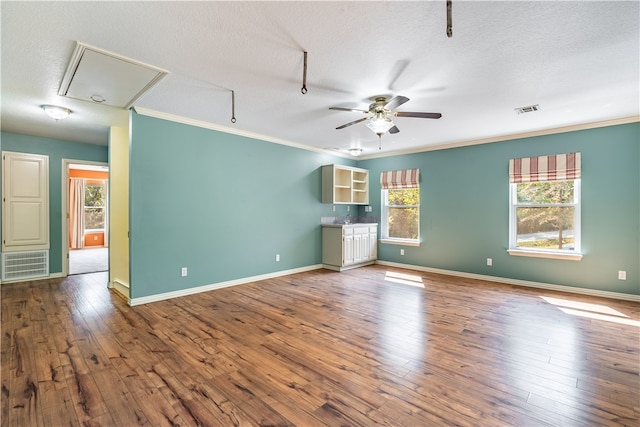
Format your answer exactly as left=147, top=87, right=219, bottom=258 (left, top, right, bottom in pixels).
left=343, top=235, right=354, bottom=265
left=353, top=234, right=363, bottom=263
left=361, top=233, right=370, bottom=261
left=369, top=232, right=377, bottom=260
left=2, top=152, right=49, bottom=251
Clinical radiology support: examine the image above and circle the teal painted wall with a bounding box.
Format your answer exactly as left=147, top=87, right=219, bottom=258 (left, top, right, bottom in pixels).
left=358, top=123, right=640, bottom=295
left=3, top=120, right=637, bottom=297
left=129, top=112, right=351, bottom=299
left=0, top=132, right=108, bottom=274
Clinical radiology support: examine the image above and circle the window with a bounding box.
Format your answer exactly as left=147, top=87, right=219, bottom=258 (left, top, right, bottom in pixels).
left=84, top=182, right=106, bottom=231
left=508, top=153, right=581, bottom=260
left=380, top=169, right=420, bottom=245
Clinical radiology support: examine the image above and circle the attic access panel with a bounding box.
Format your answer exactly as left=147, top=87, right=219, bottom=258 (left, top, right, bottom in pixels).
left=58, top=42, right=168, bottom=109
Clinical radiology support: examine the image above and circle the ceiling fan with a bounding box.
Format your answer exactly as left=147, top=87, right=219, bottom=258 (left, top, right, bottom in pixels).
left=330, top=95, right=442, bottom=149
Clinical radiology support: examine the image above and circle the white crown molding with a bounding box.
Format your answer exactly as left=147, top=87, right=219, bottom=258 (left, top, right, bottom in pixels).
left=360, top=115, right=640, bottom=159
left=133, top=108, right=638, bottom=160
left=133, top=107, right=352, bottom=159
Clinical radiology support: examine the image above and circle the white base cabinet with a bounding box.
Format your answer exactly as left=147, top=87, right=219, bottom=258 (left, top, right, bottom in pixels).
left=322, top=224, right=377, bottom=271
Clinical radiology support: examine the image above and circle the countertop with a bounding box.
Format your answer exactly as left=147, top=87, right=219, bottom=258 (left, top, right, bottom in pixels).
left=322, top=223, right=378, bottom=228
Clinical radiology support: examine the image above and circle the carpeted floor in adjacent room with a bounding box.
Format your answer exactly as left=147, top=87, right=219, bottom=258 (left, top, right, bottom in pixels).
left=69, top=247, right=108, bottom=275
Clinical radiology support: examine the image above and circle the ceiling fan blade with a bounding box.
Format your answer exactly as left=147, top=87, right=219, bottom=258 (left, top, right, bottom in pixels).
left=395, top=111, right=442, bottom=119
left=329, top=107, right=369, bottom=113
left=335, top=117, right=368, bottom=130
left=384, top=95, right=410, bottom=110
left=388, top=125, right=400, bottom=134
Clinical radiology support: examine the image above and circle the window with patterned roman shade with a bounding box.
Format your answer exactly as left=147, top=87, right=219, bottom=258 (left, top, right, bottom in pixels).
left=380, top=169, right=420, bottom=189
left=508, top=152, right=582, bottom=259
left=509, top=152, right=581, bottom=183
left=380, top=169, right=420, bottom=244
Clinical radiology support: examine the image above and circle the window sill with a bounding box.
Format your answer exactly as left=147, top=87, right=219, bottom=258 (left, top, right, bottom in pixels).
left=507, top=249, right=583, bottom=261
left=379, top=238, right=420, bottom=247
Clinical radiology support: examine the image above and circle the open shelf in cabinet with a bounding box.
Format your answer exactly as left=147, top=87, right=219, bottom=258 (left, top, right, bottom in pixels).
left=322, top=165, right=369, bottom=205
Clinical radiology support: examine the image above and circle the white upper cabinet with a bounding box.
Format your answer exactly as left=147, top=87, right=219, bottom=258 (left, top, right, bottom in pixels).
left=321, top=164, right=369, bottom=205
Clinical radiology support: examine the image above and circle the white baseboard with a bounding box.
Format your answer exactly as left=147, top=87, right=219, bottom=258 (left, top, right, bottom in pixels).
left=323, top=261, right=375, bottom=272
left=375, top=260, right=640, bottom=302
left=108, top=278, right=130, bottom=289
left=109, top=279, right=130, bottom=302
left=129, top=264, right=324, bottom=306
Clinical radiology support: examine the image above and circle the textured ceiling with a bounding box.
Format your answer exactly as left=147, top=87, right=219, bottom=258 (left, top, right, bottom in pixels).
left=1, top=1, right=638, bottom=157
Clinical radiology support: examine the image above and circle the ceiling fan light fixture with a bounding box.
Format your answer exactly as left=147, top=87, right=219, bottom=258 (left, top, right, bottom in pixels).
left=42, top=105, right=72, bottom=120
left=366, top=116, right=394, bottom=135
left=348, top=147, right=363, bottom=156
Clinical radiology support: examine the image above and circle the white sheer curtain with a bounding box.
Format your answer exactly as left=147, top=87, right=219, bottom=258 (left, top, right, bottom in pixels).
left=69, top=178, right=85, bottom=249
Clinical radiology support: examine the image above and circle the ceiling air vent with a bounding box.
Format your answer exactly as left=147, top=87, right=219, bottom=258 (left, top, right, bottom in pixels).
left=515, top=104, right=540, bottom=114
left=58, top=42, right=169, bottom=109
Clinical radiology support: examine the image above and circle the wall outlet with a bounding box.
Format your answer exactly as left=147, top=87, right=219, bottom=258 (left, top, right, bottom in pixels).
left=276, top=254, right=280, bottom=262
left=181, top=267, right=187, bottom=277
left=487, top=258, right=493, bottom=266
left=365, top=206, right=372, bottom=212
left=347, top=205, right=350, bottom=212
left=400, top=249, right=405, bottom=256
left=618, top=270, right=626, bottom=280
left=332, top=205, right=336, bottom=212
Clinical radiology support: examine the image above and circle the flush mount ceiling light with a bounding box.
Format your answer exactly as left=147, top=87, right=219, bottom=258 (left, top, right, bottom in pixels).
left=42, top=105, right=72, bottom=120
left=348, top=147, right=363, bottom=156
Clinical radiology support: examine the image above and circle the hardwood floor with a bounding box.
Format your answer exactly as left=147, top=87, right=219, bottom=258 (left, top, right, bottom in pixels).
left=2, top=266, right=639, bottom=426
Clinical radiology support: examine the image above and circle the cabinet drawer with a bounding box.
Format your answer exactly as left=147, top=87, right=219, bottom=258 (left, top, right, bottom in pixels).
left=369, top=225, right=377, bottom=233
left=354, top=226, right=369, bottom=235
left=343, top=227, right=354, bottom=236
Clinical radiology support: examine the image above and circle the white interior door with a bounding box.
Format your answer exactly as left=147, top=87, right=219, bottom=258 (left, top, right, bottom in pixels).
left=2, top=151, right=49, bottom=251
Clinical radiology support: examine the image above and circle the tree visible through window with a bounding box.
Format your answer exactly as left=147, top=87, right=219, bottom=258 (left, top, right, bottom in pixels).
left=511, top=180, right=579, bottom=251
left=383, top=188, right=420, bottom=240
left=85, top=183, right=105, bottom=230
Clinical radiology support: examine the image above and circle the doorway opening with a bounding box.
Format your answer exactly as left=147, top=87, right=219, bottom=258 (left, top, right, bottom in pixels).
left=64, top=161, right=109, bottom=275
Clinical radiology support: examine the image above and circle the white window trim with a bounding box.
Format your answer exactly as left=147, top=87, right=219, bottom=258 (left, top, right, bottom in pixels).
left=507, top=248, right=583, bottom=261
left=381, top=189, right=421, bottom=246
left=379, top=238, right=421, bottom=247
left=508, top=179, right=582, bottom=260
left=84, top=182, right=107, bottom=232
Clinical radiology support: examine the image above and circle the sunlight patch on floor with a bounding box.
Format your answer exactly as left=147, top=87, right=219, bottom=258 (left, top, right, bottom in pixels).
left=541, top=295, right=639, bottom=327
left=385, top=271, right=424, bottom=288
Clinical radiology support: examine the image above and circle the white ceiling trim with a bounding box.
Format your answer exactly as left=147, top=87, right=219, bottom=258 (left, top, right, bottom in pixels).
left=133, top=106, right=352, bottom=158
left=361, top=116, right=640, bottom=160
left=135, top=106, right=638, bottom=160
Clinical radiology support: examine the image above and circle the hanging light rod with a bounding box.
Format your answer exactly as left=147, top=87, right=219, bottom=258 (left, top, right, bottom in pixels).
left=301, top=51, right=308, bottom=94
left=446, top=0, right=453, bottom=38
left=42, top=105, right=72, bottom=120
left=230, top=90, right=236, bottom=123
